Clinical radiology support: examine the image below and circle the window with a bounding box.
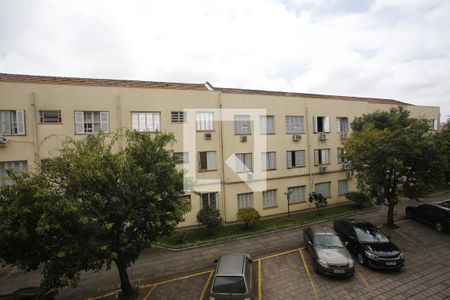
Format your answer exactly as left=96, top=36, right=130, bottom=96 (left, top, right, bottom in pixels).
left=196, top=112, right=214, bottom=131
left=313, top=116, right=330, bottom=133
left=338, top=180, right=348, bottom=195
left=430, top=119, right=438, bottom=131
left=201, top=192, right=218, bottom=209
left=336, top=117, right=349, bottom=132
left=178, top=194, right=192, bottom=209
left=287, top=150, right=305, bottom=168
left=337, top=148, right=345, bottom=164
left=234, top=115, right=251, bottom=135
left=39, top=110, right=62, bottom=123
left=235, top=153, right=252, bottom=172
left=315, top=182, right=331, bottom=198
left=288, top=186, right=306, bottom=204
left=260, top=115, right=275, bottom=134
left=286, top=116, right=304, bottom=134
left=75, top=111, right=109, bottom=134
left=212, top=276, right=246, bottom=294
left=174, top=152, right=189, bottom=164
left=262, top=152, right=276, bottom=171
left=314, top=149, right=330, bottom=165
left=198, top=151, right=217, bottom=171
left=237, top=193, right=253, bottom=209
left=0, top=161, right=27, bottom=185
left=171, top=111, right=186, bottom=123
left=131, top=112, right=160, bottom=132
left=263, top=189, right=277, bottom=208
left=0, top=110, right=25, bottom=135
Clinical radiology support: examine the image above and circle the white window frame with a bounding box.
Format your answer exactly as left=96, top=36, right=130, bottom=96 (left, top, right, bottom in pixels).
left=131, top=112, right=161, bottom=132
left=288, top=186, right=306, bottom=204
left=430, top=119, right=438, bottom=131
left=262, top=152, right=276, bottom=171
left=337, top=148, right=345, bottom=164
left=287, top=150, right=305, bottom=168
left=314, top=149, right=331, bottom=166
left=0, top=160, right=27, bottom=184
left=338, top=180, right=348, bottom=196
left=171, top=111, right=186, bottom=123
left=336, top=117, right=349, bottom=133
left=174, top=152, right=189, bottom=164
left=234, top=115, right=251, bottom=135
left=39, top=110, right=62, bottom=124
left=260, top=115, right=275, bottom=134
left=0, top=110, right=26, bottom=135
left=196, top=112, right=214, bottom=131
left=198, top=151, right=217, bottom=171
left=315, top=182, right=331, bottom=198
left=75, top=111, right=109, bottom=134
left=237, top=193, right=254, bottom=209
left=313, top=116, right=330, bottom=133
left=235, top=153, right=253, bottom=173
left=285, top=116, right=304, bottom=134
left=263, top=189, right=277, bottom=208
left=201, top=192, right=219, bottom=209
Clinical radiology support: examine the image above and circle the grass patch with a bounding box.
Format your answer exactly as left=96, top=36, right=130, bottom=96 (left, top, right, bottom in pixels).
left=421, top=185, right=450, bottom=198
left=156, top=204, right=375, bottom=249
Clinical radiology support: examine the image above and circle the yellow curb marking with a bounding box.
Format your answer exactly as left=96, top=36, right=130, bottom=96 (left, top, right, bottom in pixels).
left=355, top=269, right=370, bottom=288
left=199, top=270, right=214, bottom=300
left=395, top=219, right=411, bottom=225
left=85, top=289, right=119, bottom=300
left=260, top=247, right=304, bottom=261
left=142, top=285, right=157, bottom=300
left=298, top=249, right=319, bottom=300
left=138, top=269, right=213, bottom=288
left=258, top=259, right=262, bottom=300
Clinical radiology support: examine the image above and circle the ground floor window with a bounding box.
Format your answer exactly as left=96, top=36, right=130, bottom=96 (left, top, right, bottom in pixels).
left=0, top=161, right=27, bottom=184
left=288, top=186, right=306, bottom=204
left=263, top=189, right=277, bottom=208
left=315, top=182, right=331, bottom=198
left=201, top=192, right=218, bottom=209
left=338, top=180, right=348, bottom=195
left=237, top=193, right=254, bottom=209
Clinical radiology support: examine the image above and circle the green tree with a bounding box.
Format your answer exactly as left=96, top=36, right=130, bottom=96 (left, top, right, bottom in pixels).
left=308, top=192, right=327, bottom=215
left=433, top=119, right=450, bottom=184
left=0, top=131, right=188, bottom=298
left=344, top=107, right=443, bottom=226
left=237, top=208, right=261, bottom=229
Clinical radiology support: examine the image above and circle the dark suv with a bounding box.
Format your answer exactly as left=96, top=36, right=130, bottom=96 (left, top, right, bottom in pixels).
left=405, top=201, right=450, bottom=232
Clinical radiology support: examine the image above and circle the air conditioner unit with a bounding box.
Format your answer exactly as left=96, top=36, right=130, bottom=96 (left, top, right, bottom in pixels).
left=204, top=133, right=212, bottom=140
left=0, top=135, right=7, bottom=146
left=342, top=163, right=349, bottom=170
left=320, top=132, right=329, bottom=140
left=240, top=135, right=247, bottom=142
left=319, top=166, right=327, bottom=173
left=347, top=171, right=354, bottom=179
left=292, top=134, right=302, bottom=141
left=341, top=132, right=348, bottom=139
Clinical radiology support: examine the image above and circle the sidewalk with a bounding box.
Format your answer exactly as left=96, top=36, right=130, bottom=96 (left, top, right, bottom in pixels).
left=1, top=194, right=448, bottom=299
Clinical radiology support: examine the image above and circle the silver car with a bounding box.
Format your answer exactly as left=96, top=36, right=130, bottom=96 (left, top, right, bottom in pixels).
left=209, top=253, right=253, bottom=300
left=303, top=224, right=355, bottom=277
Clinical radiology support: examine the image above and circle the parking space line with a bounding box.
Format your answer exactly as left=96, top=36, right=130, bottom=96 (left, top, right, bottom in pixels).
left=394, top=229, right=426, bottom=249
left=355, top=269, right=370, bottom=289
left=143, top=284, right=157, bottom=300
left=260, top=247, right=303, bottom=260
left=85, top=289, right=119, bottom=300
left=298, top=249, right=319, bottom=300
left=199, top=270, right=214, bottom=300
left=258, top=259, right=262, bottom=300
left=138, top=269, right=213, bottom=288
left=396, top=219, right=411, bottom=225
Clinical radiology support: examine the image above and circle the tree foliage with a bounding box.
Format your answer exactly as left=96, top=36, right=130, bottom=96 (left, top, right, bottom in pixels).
left=433, top=119, right=450, bottom=183
left=237, top=208, right=261, bottom=229
left=196, top=206, right=223, bottom=235
left=308, top=192, right=328, bottom=215
left=345, top=191, right=370, bottom=208
left=344, top=107, right=444, bottom=225
left=0, top=131, right=188, bottom=298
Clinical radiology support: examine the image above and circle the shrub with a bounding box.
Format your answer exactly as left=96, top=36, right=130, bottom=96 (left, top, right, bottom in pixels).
left=237, top=208, right=261, bottom=229
left=308, top=192, right=328, bottom=215
left=196, top=206, right=223, bottom=235
left=345, top=191, right=370, bottom=208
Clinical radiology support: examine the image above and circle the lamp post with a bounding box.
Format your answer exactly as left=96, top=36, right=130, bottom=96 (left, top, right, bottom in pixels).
left=284, top=191, right=292, bottom=221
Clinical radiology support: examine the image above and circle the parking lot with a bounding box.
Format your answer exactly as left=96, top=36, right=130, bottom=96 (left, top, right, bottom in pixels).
left=88, top=219, right=450, bottom=300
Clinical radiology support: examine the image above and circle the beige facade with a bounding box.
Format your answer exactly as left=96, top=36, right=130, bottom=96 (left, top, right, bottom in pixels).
left=0, top=73, right=440, bottom=227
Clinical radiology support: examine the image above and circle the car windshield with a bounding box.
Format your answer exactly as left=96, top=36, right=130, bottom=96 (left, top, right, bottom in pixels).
left=212, top=276, right=246, bottom=294
left=314, top=234, right=344, bottom=248
left=355, top=226, right=389, bottom=243
left=439, top=201, right=450, bottom=208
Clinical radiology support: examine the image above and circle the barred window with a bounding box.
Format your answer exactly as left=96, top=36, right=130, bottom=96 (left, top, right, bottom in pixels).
left=174, top=152, right=189, bottom=164
left=234, top=115, right=251, bottom=135
left=40, top=110, right=62, bottom=123
left=171, top=111, right=186, bottom=123
left=201, top=192, right=218, bottom=209
left=285, top=116, right=304, bottom=134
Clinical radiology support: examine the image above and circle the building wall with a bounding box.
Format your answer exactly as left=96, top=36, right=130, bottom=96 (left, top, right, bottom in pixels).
left=0, top=81, right=440, bottom=227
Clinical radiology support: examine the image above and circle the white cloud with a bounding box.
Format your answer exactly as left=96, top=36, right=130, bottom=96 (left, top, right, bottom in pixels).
left=0, top=0, right=449, bottom=120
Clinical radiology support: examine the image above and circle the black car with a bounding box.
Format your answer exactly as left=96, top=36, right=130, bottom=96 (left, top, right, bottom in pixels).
left=333, top=219, right=404, bottom=270
left=405, top=201, right=450, bottom=232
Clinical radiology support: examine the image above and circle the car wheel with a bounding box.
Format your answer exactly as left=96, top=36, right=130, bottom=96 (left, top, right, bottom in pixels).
left=435, top=222, right=444, bottom=233
left=405, top=210, right=413, bottom=219
left=357, top=253, right=366, bottom=266
left=312, top=258, right=319, bottom=274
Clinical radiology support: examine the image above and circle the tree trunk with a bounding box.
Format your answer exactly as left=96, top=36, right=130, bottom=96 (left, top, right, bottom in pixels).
left=387, top=200, right=395, bottom=226
left=114, top=258, right=133, bottom=299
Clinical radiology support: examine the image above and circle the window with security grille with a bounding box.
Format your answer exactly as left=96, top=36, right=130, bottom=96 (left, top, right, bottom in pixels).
left=338, top=180, right=348, bottom=195
left=39, top=110, right=62, bottom=123
left=315, top=182, right=331, bottom=198
left=174, top=152, right=189, bottom=164
left=262, top=152, right=276, bottom=171
left=196, top=112, right=214, bottom=131
left=237, top=193, right=253, bottom=209
left=263, top=189, right=277, bottom=208
left=235, top=153, right=252, bottom=172
left=131, top=112, right=160, bottom=132
left=171, top=111, right=186, bottom=123
left=314, top=149, right=330, bottom=165
left=260, top=115, right=275, bottom=134
left=0, top=161, right=27, bottom=185
left=287, top=150, right=305, bottom=168
left=0, top=110, right=25, bottom=135
left=234, top=115, right=251, bottom=135
left=75, top=111, right=109, bottom=134
left=201, top=192, right=218, bottom=209
left=288, top=186, right=306, bottom=203
left=285, top=116, right=304, bottom=134
left=198, top=151, right=217, bottom=171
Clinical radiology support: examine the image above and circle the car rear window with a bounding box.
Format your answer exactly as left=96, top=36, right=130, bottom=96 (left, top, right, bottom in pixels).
left=314, top=234, right=344, bottom=248
left=212, top=276, right=246, bottom=294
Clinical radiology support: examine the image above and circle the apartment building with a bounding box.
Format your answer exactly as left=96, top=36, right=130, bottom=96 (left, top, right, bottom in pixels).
left=0, top=73, right=440, bottom=227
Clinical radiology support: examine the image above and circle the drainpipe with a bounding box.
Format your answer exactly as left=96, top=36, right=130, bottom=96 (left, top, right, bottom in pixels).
left=31, top=92, right=40, bottom=166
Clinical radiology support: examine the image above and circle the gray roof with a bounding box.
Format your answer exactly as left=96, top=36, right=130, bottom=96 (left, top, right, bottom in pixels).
left=216, top=253, right=247, bottom=275
left=310, top=224, right=338, bottom=236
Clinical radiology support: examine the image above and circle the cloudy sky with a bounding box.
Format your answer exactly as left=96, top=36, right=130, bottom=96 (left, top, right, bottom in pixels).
left=1, top=0, right=449, bottom=121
